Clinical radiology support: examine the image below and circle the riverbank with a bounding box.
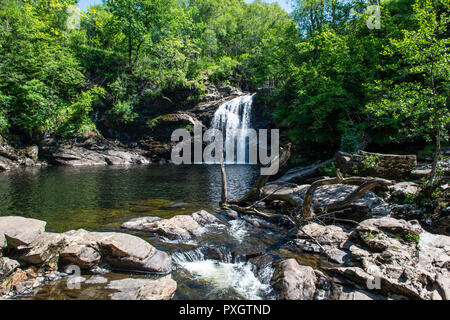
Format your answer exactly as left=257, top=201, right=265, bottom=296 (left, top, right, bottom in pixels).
left=1, top=157, right=448, bottom=300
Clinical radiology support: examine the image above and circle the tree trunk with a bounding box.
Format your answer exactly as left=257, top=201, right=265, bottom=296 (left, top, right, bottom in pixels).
left=220, top=150, right=228, bottom=207
left=128, top=37, right=133, bottom=72
left=430, top=119, right=441, bottom=184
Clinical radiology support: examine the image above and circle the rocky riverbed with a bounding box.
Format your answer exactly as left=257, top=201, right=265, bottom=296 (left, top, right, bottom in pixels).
left=1, top=164, right=449, bottom=300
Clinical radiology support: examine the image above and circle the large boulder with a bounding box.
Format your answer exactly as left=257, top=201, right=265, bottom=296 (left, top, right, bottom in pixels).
left=46, top=146, right=149, bottom=167
left=94, top=232, right=171, bottom=273
left=298, top=223, right=351, bottom=246
left=122, top=210, right=221, bottom=240
left=389, top=182, right=421, bottom=199
left=336, top=151, right=417, bottom=179
left=0, top=234, right=6, bottom=256
left=146, top=112, right=203, bottom=143
left=311, top=184, right=391, bottom=219
left=60, top=243, right=102, bottom=269
left=330, top=217, right=450, bottom=300
left=271, top=259, right=325, bottom=300
left=0, top=217, right=46, bottom=249
left=296, top=223, right=352, bottom=264
left=0, top=257, right=20, bottom=281
left=62, top=229, right=172, bottom=273
left=106, top=275, right=177, bottom=300
left=263, top=182, right=390, bottom=218
left=16, top=232, right=65, bottom=266
left=357, top=217, right=422, bottom=237
left=270, top=259, right=380, bottom=300
left=61, top=229, right=101, bottom=268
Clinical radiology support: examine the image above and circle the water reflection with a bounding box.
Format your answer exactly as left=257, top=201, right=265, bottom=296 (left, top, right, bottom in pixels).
left=0, top=164, right=260, bottom=233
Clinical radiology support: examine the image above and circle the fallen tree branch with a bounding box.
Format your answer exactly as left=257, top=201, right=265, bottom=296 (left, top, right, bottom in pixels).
left=228, top=204, right=282, bottom=220
left=301, top=176, right=394, bottom=219
left=248, top=185, right=286, bottom=209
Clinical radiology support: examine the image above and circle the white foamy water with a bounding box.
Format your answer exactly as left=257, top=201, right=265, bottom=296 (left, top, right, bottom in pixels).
left=228, top=219, right=249, bottom=243
left=172, top=245, right=273, bottom=300
left=179, top=260, right=270, bottom=300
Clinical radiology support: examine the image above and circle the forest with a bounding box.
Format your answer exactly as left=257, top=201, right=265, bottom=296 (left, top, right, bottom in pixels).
left=0, top=0, right=450, bottom=302
left=1, top=0, right=448, bottom=160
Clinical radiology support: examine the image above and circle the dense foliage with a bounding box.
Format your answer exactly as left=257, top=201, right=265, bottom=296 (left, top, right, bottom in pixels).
left=0, top=0, right=448, bottom=165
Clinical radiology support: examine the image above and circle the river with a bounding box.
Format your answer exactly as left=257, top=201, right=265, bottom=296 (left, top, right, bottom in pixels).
left=0, top=164, right=313, bottom=300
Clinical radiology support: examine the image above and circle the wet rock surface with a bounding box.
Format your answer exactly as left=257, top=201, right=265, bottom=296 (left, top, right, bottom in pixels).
left=0, top=136, right=43, bottom=171
left=106, top=275, right=177, bottom=300
left=44, top=145, right=150, bottom=167
left=122, top=210, right=221, bottom=240
left=389, top=182, right=421, bottom=198
left=0, top=216, right=173, bottom=299
left=39, top=134, right=151, bottom=167
left=271, top=259, right=323, bottom=300
left=319, top=217, right=450, bottom=300
left=0, top=216, right=47, bottom=248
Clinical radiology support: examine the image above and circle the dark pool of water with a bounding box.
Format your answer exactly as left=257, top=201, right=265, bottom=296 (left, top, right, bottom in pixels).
left=0, top=164, right=260, bottom=233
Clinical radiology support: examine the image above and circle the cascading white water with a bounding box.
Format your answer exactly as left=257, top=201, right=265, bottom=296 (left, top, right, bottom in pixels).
left=211, top=94, right=255, bottom=164
left=172, top=246, right=273, bottom=300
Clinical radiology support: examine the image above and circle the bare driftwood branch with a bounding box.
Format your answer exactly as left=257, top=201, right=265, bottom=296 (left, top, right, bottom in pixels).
left=228, top=204, right=281, bottom=220
left=229, top=143, right=292, bottom=205
left=248, top=185, right=285, bottom=209
left=301, top=175, right=394, bottom=219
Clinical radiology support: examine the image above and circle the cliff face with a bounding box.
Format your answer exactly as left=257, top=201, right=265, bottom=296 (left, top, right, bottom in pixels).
left=95, top=84, right=249, bottom=144
left=0, top=84, right=277, bottom=168
left=0, top=136, right=42, bottom=171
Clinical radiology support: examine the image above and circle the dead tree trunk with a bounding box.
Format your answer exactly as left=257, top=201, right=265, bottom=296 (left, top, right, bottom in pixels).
left=301, top=175, right=394, bottom=219
left=220, top=150, right=228, bottom=207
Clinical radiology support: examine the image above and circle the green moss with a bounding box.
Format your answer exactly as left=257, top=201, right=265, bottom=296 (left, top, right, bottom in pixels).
left=405, top=233, right=420, bottom=244
left=318, top=161, right=337, bottom=177
left=362, top=154, right=381, bottom=170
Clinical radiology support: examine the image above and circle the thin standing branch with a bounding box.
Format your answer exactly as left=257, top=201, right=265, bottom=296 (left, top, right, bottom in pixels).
left=220, top=150, right=228, bottom=207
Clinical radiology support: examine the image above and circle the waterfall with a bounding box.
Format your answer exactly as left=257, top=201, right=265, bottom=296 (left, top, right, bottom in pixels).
left=211, top=94, right=255, bottom=164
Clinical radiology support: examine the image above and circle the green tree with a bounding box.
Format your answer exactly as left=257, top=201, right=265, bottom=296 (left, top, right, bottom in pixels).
left=367, top=0, right=449, bottom=183
left=291, top=0, right=355, bottom=34
left=105, top=0, right=172, bottom=71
